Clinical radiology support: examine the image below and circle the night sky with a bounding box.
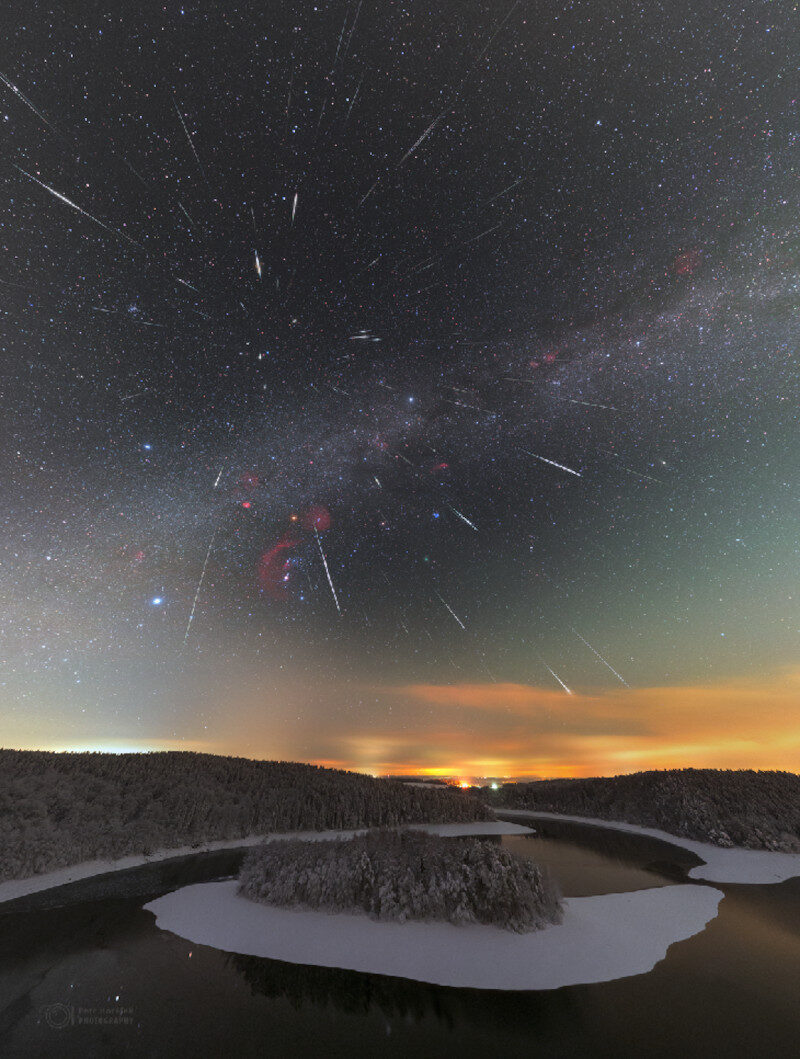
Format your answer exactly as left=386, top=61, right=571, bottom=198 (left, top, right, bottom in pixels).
left=2, top=1, right=799, bottom=778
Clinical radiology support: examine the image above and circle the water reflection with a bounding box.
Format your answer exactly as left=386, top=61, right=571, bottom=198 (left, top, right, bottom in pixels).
left=227, top=949, right=588, bottom=1048
left=0, top=823, right=798, bottom=1058
left=500, top=817, right=703, bottom=895
left=229, top=951, right=458, bottom=1026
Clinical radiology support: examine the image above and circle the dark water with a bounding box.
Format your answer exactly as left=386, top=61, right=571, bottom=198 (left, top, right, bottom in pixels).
left=1, top=818, right=799, bottom=1058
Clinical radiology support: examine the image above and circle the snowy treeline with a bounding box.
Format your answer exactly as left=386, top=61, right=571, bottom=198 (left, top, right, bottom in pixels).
left=239, top=829, right=562, bottom=932
left=0, top=750, right=491, bottom=881
left=487, top=769, right=800, bottom=851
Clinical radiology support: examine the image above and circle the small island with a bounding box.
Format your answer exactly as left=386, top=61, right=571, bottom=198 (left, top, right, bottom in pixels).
left=238, top=829, right=563, bottom=932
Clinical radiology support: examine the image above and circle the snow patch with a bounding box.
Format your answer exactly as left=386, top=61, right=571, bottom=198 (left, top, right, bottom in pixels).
left=498, top=810, right=800, bottom=884
left=145, top=879, right=722, bottom=991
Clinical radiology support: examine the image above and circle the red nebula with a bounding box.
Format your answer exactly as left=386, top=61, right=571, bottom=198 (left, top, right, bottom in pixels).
left=241, top=501, right=252, bottom=509
left=257, top=535, right=299, bottom=599
left=302, top=505, right=331, bottom=532
left=543, top=351, right=558, bottom=364
left=239, top=472, right=260, bottom=489
left=430, top=462, right=450, bottom=473
left=674, top=249, right=702, bottom=275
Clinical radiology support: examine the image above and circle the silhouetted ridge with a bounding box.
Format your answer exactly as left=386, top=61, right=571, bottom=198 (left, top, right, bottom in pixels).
left=486, top=769, right=800, bottom=852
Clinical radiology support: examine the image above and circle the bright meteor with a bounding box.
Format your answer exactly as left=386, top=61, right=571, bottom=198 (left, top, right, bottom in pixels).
left=0, top=69, right=54, bottom=129
left=544, top=663, right=573, bottom=695
left=448, top=505, right=478, bottom=532
left=13, top=166, right=142, bottom=248
left=522, top=450, right=582, bottom=478
left=436, top=591, right=466, bottom=630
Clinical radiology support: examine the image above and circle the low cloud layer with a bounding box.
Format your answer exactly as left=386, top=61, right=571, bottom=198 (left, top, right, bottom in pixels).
left=18, top=667, right=800, bottom=780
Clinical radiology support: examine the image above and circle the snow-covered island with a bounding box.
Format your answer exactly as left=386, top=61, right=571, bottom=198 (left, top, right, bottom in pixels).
left=144, top=821, right=724, bottom=991
left=146, top=873, right=723, bottom=991
left=238, top=829, right=563, bottom=931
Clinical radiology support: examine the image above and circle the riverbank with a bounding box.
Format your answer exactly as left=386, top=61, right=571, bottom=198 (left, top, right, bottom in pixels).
left=496, top=810, right=800, bottom=884
left=0, top=820, right=534, bottom=907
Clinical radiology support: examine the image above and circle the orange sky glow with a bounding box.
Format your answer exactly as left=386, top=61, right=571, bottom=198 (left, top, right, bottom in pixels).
left=23, top=665, right=800, bottom=782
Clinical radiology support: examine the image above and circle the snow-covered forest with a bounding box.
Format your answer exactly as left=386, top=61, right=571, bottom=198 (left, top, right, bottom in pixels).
left=0, top=750, right=491, bottom=881
left=238, top=829, right=562, bottom=932
left=486, top=769, right=800, bottom=851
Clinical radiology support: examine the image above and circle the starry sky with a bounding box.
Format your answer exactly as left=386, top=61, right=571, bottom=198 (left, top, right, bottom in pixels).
left=2, top=1, right=799, bottom=779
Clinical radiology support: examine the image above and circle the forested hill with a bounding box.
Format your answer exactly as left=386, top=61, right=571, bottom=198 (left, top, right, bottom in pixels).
left=0, top=750, right=491, bottom=882
left=486, top=769, right=800, bottom=852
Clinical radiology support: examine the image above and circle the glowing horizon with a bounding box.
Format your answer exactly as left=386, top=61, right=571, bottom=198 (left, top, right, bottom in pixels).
left=7, top=665, right=799, bottom=781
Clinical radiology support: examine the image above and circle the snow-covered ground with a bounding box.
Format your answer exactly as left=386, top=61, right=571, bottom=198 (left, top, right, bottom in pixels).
left=0, top=820, right=534, bottom=906
left=497, top=810, right=800, bottom=884
left=144, top=879, right=723, bottom=991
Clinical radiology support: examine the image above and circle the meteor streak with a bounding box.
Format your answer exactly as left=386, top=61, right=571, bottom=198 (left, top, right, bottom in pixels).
left=250, top=206, right=262, bottom=278
left=344, top=0, right=363, bottom=58
left=522, top=450, right=582, bottom=477
left=544, top=663, right=573, bottom=695
left=399, top=110, right=447, bottom=165
left=599, top=449, right=665, bottom=483
left=485, top=176, right=523, bottom=204
left=178, top=202, right=195, bottom=227
left=551, top=395, right=620, bottom=412
left=332, top=8, right=349, bottom=66
left=314, top=527, right=341, bottom=615
left=461, top=221, right=502, bottom=246
left=448, top=505, right=478, bottom=531
left=0, top=69, right=54, bottom=128
left=359, top=179, right=379, bottom=206
left=291, top=191, right=299, bottom=224
left=14, top=166, right=142, bottom=247
left=345, top=74, right=363, bottom=123
left=617, top=464, right=664, bottom=484
left=183, top=534, right=216, bottom=645
left=572, top=628, right=629, bottom=686
left=172, top=96, right=210, bottom=189
left=436, top=592, right=466, bottom=630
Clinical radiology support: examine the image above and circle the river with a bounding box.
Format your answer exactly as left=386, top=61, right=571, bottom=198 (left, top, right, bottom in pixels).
left=1, top=815, right=798, bottom=1057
